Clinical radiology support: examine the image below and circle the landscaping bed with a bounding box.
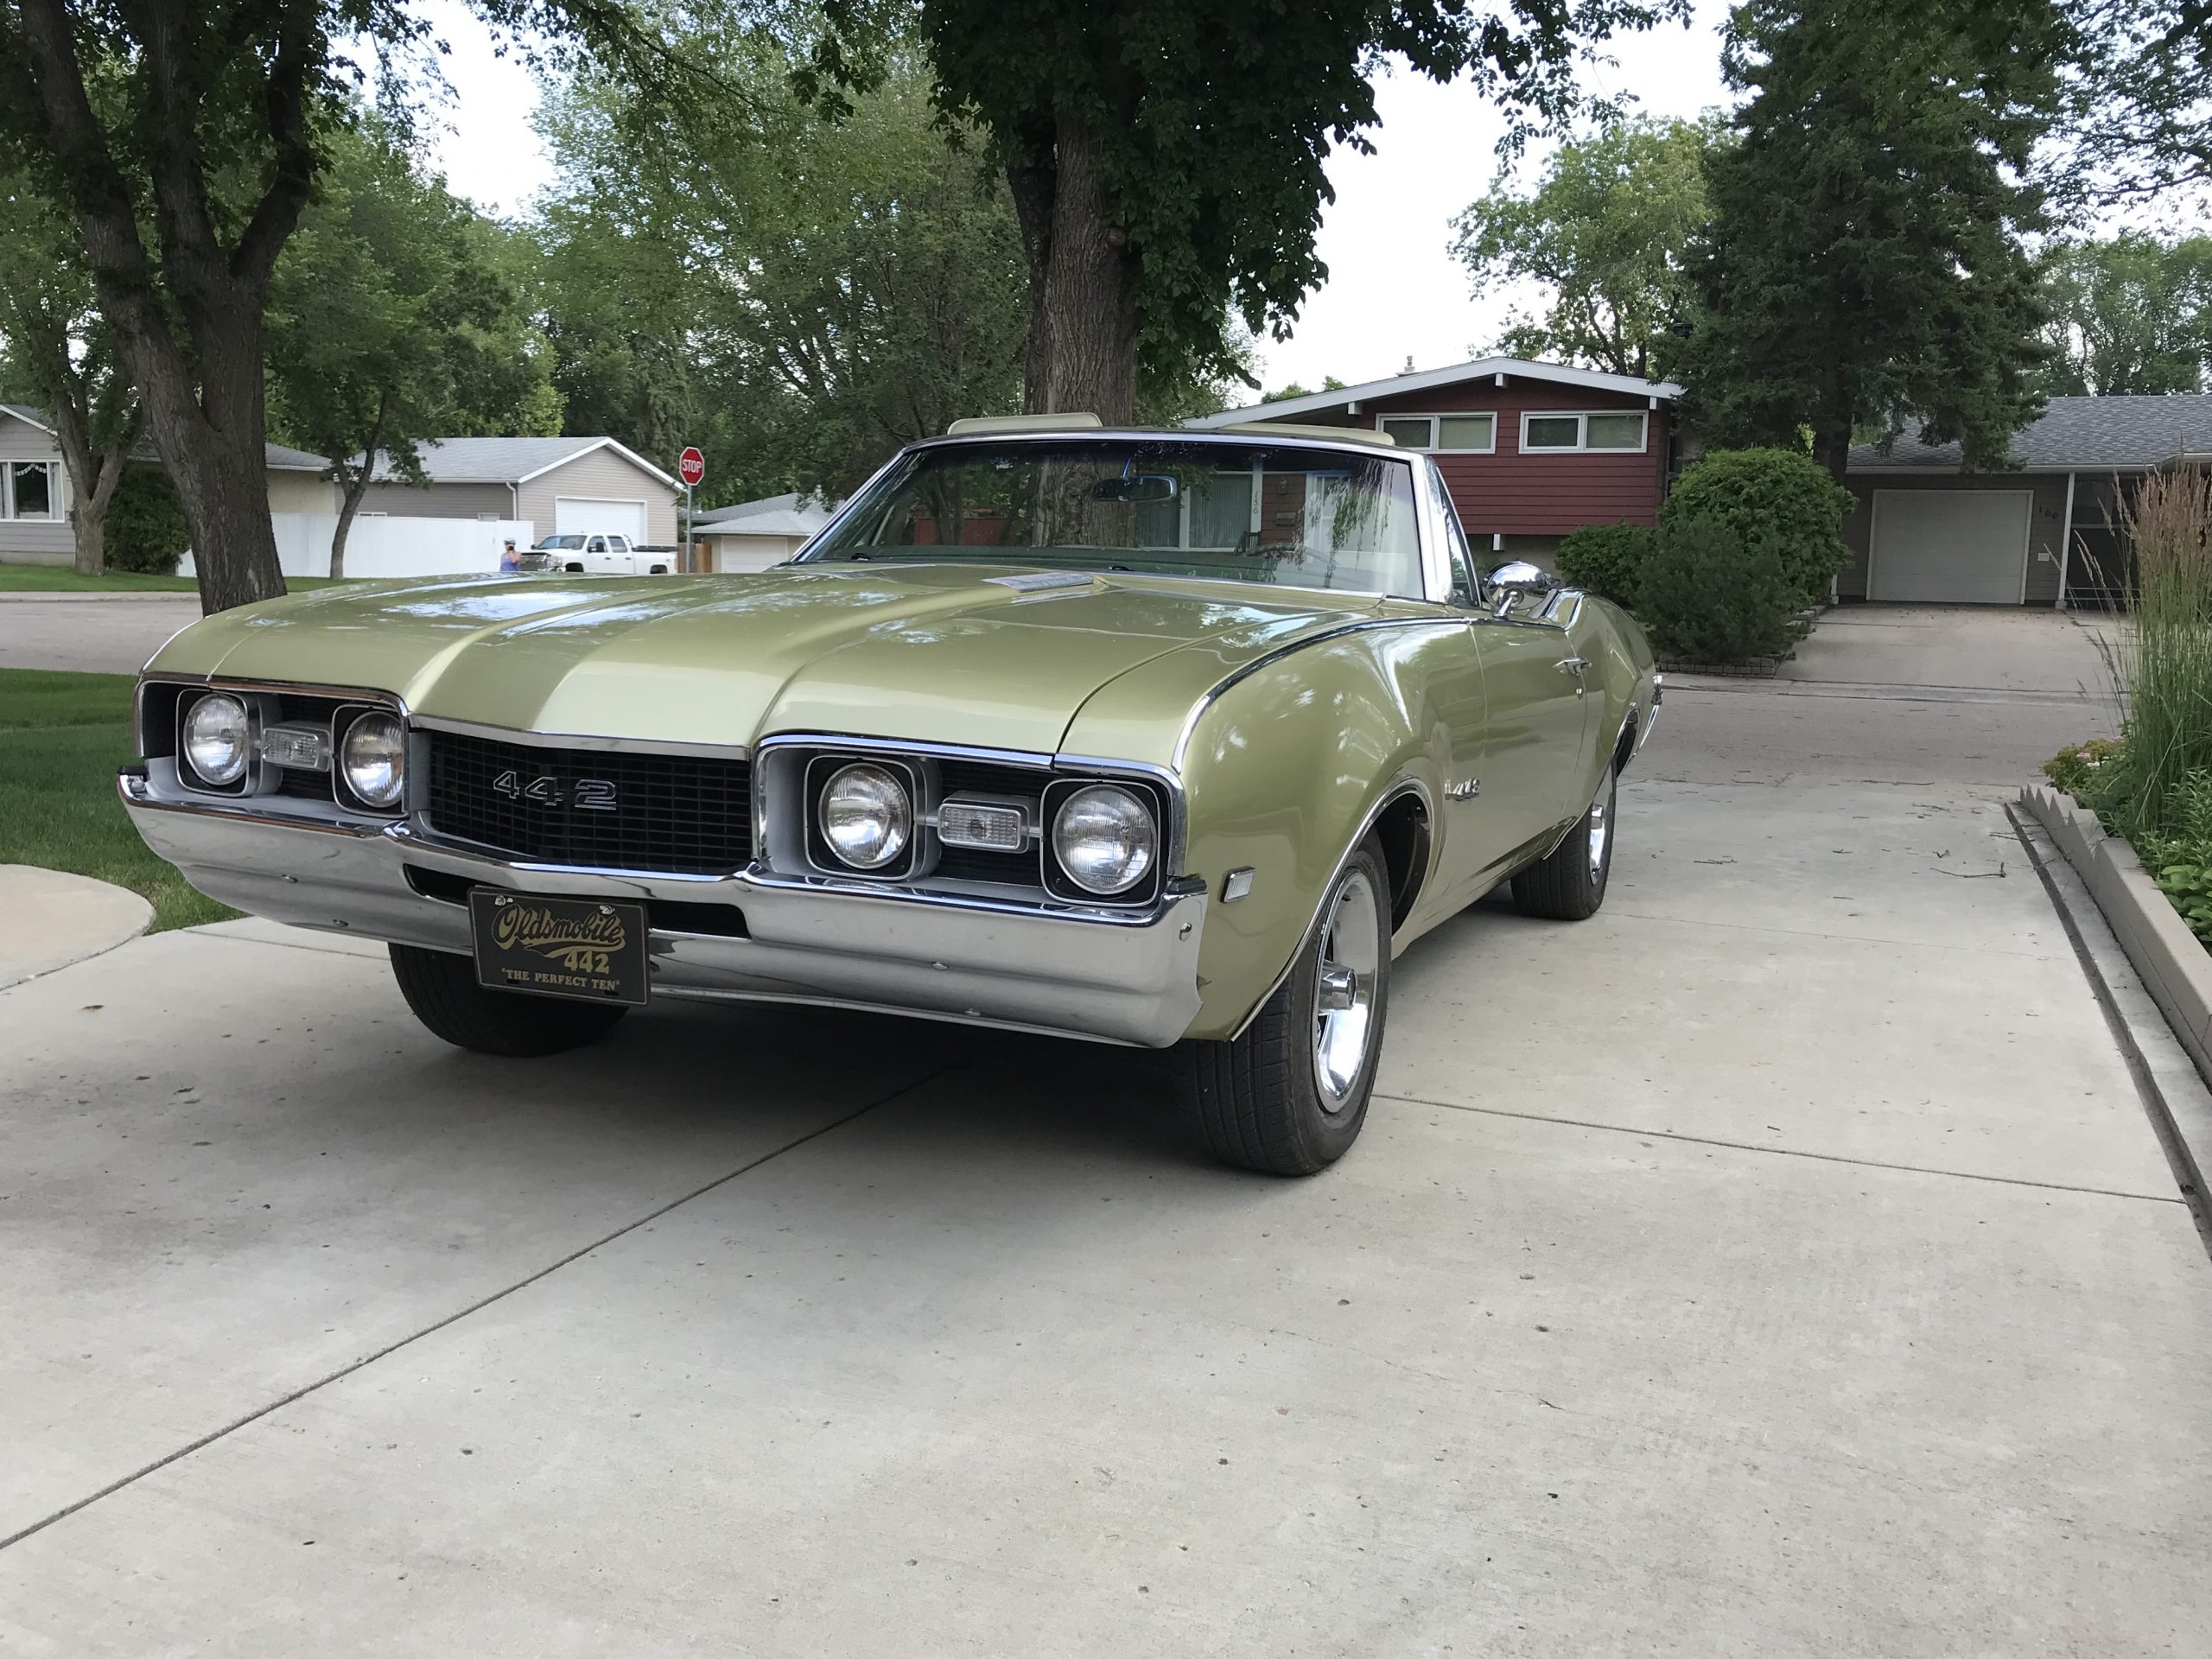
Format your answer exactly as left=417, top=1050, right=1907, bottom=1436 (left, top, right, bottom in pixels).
left=0, top=668, right=234, bottom=931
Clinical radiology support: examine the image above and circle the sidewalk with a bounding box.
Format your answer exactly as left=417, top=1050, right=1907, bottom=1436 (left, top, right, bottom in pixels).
left=0, top=865, right=151, bottom=988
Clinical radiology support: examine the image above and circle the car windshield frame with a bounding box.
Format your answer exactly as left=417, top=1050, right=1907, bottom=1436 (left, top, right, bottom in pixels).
left=798, top=435, right=1431, bottom=601
left=535, top=535, right=587, bottom=550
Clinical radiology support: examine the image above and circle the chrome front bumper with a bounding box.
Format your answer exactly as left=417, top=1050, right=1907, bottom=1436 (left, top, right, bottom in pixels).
left=119, top=776, right=1207, bottom=1047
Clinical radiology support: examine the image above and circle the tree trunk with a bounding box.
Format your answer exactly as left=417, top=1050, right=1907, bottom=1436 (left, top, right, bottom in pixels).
left=1016, top=106, right=1141, bottom=424
left=68, top=448, right=128, bottom=577
left=1007, top=156, right=1058, bottom=415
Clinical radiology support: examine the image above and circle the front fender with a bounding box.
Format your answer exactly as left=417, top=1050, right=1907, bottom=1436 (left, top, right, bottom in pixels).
left=1145, top=627, right=1462, bottom=1040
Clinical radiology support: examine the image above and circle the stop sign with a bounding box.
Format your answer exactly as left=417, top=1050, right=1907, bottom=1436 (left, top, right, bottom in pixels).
left=678, top=447, right=705, bottom=487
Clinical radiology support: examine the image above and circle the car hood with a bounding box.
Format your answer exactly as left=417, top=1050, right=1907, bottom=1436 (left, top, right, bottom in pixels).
left=154, top=563, right=1381, bottom=755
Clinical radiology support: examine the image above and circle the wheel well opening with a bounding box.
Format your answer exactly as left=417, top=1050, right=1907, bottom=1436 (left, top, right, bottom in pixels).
left=1611, top=709, right=1640, bottom=777
left=1372, top=793, right=1431, bottom=931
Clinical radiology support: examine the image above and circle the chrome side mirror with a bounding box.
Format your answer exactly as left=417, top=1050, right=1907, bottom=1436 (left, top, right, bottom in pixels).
left=1488, top=559, right=1557, bottom=613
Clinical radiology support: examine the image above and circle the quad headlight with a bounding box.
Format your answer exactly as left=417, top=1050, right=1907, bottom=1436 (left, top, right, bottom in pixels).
left=340, top=711, right=405, bottom=810
left=1051, top=783, right=1157, bottom=895
left=181, top=692, right=251, bottom=788
left=819, top=762, right=912, bottom=870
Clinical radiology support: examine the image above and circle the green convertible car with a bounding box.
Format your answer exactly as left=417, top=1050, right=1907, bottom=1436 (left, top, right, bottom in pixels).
left=121, top=420, right=1658, bottom=1174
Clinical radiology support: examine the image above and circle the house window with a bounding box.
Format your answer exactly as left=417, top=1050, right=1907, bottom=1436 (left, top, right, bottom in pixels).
left=4, top=461, right=58, bottom=519
left=1376, top=413, right=1496, bottom=453
left=1519, top=411, right=1649, bottom=453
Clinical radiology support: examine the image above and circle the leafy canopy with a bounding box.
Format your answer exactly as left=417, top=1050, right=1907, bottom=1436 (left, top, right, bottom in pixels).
left=903, top=0, right=1692, bottom=385
left=1451, top=115, right=1719, bottom=378
left=2037, top=235, right=2212, bottom=396
left=1664, top=0, right=2063, bottom=479
left=267, top=123, right=560, bottom=486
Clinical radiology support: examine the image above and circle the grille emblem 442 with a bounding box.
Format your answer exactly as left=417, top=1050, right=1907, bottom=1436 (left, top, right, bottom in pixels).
left=491, top=770, right=620, bottom=811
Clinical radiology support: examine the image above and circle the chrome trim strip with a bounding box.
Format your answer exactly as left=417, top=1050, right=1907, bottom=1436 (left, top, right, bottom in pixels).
left=1226, top=776, right=1435, bottom=1043
left=139, top=671, right=410, bottom=714
left=756, top=731, right=1054, bottom=770
left=647, top=984, right=1150, bottom=1048
left=383, top=823, right=734, bottom=885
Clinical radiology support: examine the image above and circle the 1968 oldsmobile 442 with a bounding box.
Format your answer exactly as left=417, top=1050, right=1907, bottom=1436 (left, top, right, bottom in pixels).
left=121, top=421, right=1657, bottom=1174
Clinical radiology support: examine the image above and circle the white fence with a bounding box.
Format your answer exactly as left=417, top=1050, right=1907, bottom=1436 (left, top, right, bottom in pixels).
left=181, top=515, right=537, bottom=581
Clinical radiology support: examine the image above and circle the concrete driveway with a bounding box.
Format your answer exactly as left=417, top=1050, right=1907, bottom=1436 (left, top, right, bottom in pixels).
left=4, top=605, right=2206, bottom=1656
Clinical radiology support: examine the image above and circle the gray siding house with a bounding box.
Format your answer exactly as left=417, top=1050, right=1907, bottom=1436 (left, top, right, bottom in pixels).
left=352, top=436, right=681, bottom=544
left=1845, top=395, right=2212, bottom=607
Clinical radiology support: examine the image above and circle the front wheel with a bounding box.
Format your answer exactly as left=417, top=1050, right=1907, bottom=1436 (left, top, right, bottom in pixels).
left=389, top=944, right=629, bottom=1057
left=1177, top=836, right=1392, bottom=1175
left=1511, top=763, right=1616, bottom=921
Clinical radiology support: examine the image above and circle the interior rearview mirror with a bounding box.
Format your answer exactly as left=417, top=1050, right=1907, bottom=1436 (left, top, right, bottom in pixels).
left=1091, top=474, right=1178, bottom=504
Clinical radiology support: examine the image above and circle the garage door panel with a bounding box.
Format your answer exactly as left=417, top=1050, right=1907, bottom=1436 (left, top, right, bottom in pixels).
left=1869, top=491, right=2031, bottom=605
left=555, top=498, right=649, bottom=541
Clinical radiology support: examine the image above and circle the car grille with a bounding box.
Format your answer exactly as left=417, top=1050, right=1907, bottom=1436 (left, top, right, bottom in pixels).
left=423, top=731, right=753, bottom=874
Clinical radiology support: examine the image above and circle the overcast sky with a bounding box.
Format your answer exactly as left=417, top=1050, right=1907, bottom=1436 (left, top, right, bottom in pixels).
left=416, top=0, right=1737, bottom=397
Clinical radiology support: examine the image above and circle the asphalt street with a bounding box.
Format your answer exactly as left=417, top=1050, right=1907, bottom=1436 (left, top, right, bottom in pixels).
left=3, top=604, right=2205, bottom=1656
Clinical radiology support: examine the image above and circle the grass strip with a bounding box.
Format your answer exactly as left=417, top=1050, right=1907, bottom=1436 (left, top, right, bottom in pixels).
left=0, top=667, right=235, bottom=931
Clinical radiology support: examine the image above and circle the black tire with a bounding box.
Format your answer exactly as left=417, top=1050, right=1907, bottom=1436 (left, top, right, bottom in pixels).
left=1512, top=763, right=1616, bottom=921
left=1178, top=836, right=1393, bottom=1175
left=389, top=944, right=628, bottom=1058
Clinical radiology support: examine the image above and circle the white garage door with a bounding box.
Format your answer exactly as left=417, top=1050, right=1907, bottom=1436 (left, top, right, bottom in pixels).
left=555, top=497, right=648, bottom=541
left=1869, top=490, right=2031, bottom=604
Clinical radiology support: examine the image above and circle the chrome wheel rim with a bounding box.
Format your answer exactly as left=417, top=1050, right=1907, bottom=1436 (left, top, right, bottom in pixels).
left=1311, top=868, right=1382, bottom=1110
left=1587, top=772, right=1613, bottom=884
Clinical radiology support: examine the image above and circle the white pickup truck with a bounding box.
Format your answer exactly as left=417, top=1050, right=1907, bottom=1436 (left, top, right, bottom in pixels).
left=515, top=533, right=674, bottom=575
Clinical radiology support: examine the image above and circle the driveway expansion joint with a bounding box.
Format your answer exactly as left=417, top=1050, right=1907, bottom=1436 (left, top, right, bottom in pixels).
left=1376, top=1091, right=2191, bottom=1206
left=0, top=1054, right=969, bottom=1555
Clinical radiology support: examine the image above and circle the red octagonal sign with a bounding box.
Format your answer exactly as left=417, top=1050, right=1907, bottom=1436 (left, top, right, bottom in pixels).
left=678, top=446, right=705, bottom=486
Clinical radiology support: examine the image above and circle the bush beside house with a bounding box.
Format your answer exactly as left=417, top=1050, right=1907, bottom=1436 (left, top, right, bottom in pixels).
left=105, top=466, right=188, bottom=575
left=1554, top=521, right=1652, bottom=604
left=1634, top=515, right=1796, bottom=664
left=1658, top=447, right=1853, bottom=608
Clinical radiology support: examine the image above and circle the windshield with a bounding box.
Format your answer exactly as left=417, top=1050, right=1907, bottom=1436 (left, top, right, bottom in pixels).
left=535, top=535, right=587, bottom=550
left=798, top=439, right=1425, bottom=596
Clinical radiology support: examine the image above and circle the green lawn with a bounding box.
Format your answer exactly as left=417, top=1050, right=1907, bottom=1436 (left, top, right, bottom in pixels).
left=0, top=562, right=340, bottom=594
left=0, top=668, right=237, bottom=931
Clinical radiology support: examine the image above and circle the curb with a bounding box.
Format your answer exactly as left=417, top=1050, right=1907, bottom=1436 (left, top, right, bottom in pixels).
left=2014, top=788, right=2212, bottom=1244
left=0, top=865, right=155, bottom=989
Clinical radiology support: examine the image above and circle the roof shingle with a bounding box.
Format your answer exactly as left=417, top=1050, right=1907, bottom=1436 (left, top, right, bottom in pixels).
left=1850, top=394, right=2212, bottom=473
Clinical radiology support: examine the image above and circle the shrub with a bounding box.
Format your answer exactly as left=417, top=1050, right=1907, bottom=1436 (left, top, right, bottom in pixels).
left=105, top=465, right=188, bottom=575
left=1554, top=521, right=1654, bottom=603
left=1635, top=513, right=1795, bottom=664
left=2043, top=738, right=2124, bottom=807
left=1661, top=447, right=1852, bottom=607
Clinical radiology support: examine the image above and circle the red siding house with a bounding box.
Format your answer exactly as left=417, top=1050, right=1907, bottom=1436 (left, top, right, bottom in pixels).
left=1187, top=357, right=1682, bottom=561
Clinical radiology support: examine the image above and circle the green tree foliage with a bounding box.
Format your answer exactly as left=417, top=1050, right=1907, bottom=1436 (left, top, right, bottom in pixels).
left=0, top=168, right=138, bottom=575
left=895, top=0, right=1689, bottom=422
left=0, top=1, right=714, bottom=613
left=1450, top=116, right=1717, bottom=377
left=1661, top=448, right=1853, bottom=607
left=1553, top=520, right=1654, bottom=603
left=537, top=35, right=1031, bottom=504
left=1665, top=0, right=2062, bottom=482
left=2037, top=235, right=2212, bottom=395
left=266, top=124, right=559, bottom=575
left=1636, top=514, right=1796, bottom=664
left=2056, top=1, right=2211, bottom=204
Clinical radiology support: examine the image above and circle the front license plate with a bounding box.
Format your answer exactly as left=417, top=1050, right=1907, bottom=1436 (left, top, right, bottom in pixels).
left=469, top=890, right=650, bottom=1007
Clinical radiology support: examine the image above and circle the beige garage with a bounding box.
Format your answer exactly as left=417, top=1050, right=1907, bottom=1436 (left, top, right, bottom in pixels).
left=1866, top=489, right=2032, bottom=604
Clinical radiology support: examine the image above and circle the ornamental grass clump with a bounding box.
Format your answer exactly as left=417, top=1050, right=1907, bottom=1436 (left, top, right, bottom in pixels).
left=2106, top=466, right=2212, bottom=845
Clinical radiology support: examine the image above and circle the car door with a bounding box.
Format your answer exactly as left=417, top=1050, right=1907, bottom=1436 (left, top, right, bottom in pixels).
left=1467, top=601, right=1593, bottom=861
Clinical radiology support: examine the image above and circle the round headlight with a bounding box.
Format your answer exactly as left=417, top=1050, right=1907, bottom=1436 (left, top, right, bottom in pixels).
left=340, top=712, right=405, bottom=810
left=182, top=693, right=251, bottom=787
left=819, top=762, right=911, bottom=870
left=1052, top=784, right=1158, bottom=895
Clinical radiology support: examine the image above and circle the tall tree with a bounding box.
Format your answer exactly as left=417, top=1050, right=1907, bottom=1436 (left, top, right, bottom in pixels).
left=2056, top=1, right=2212, bottom=204
left=889, top=0, right=1688, bottom=424
left=0, top=168, right=138, bottom=575
left=266, top=125, right=559, bottom=576
left=0, top=2, right=696, bottom=613
left=538, top=35, right=1033, bottom=503
left=2037, top=235, right=2212, bottom=395
left=1666, top=0, right=2063, bottom=482
left=1449, top=116, right=1717, bottom=378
